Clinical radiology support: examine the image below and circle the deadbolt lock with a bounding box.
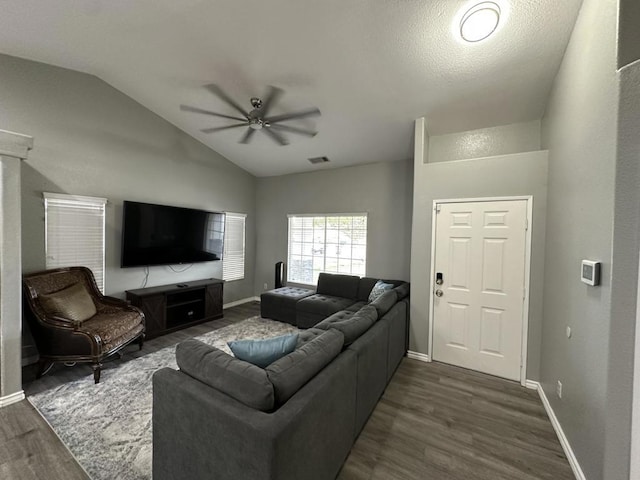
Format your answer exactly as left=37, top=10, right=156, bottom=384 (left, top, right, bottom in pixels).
left=435, top=289, right=443, bottom=297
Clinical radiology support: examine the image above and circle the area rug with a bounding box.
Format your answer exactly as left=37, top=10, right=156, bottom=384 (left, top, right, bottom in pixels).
left=28, top=317, right=298, bottom=480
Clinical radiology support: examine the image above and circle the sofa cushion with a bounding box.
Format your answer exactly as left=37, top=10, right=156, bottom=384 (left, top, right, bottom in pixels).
left=393, top=282, right=410, bottom=300
left=370, top=290, right=398, bottom=317
left=345, top=301, right=367, bottom=313
left=314, top=305, right=378, bottom=346
left=296, top=294, right=357, bottom=318
left=82, top=310, right=144, bottom=345
left=176, top=339, right=274, bottom=412
left=296, top=328, right=327, bottom=348
left=228, top=333, right=299, bottom=368
left=39, top=282, right=97, bottom=322
left=368, top=280, right=394, bottom=302
left=316, top=273, right=359, bottom=299
left=266, top=329, right=344, bottom=405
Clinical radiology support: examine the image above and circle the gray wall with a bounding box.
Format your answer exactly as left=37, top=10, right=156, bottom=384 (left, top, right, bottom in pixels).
left=539, top=0, right=619, bottom=477
left=428, top=120, right=541, bottom=163
left=410, top=148, right=548, bottom=381
left=255, top=160, right=413, bottom=293
left=0, top=53, right=256, bottom=304
left=606, top=58, right=640, bottom=480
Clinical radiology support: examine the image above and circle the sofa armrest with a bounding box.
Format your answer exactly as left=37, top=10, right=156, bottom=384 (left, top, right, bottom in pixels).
left=153, top=349, right=357, bottom=480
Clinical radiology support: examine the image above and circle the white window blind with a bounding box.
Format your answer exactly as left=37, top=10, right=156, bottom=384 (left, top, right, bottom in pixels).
left=44, top=193, right=107, bottom=292
left=223, top=212, right=246, bottom=282
left=287, top=214, right=367, bottom=285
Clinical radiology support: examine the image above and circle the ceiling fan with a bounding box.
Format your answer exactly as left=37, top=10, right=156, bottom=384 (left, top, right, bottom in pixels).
left=180, top=84, right=321, bottom=146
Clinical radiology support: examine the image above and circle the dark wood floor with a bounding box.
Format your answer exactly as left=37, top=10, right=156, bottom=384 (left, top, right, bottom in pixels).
left=4, top=301, right=573, bottom=480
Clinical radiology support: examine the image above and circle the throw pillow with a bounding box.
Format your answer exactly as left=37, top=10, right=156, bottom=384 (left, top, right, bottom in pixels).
left=368, top=279, right=394, bottom=302
left=228, top=333, right=299, bottom=368
left=39, top=282, right=97, bottom=322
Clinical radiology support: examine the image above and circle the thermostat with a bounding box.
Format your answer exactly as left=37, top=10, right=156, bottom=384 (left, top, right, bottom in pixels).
left=581, top=260, right=601, bottom=286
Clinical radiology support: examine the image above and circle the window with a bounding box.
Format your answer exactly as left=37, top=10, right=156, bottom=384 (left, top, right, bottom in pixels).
left=223, top=212, right=246, bottom=281
left=44, top=192, right=107, bottom=292
left=287, top=214, right=367, bottom=285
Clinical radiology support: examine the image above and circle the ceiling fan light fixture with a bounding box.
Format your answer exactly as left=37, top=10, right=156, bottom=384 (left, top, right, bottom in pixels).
left=459, top=2, right=501, bottom=43
left=249, top=119, right=263, bottom=130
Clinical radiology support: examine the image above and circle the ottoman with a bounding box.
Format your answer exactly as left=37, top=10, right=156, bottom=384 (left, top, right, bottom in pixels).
left=260, top=287, right=315, bottom=325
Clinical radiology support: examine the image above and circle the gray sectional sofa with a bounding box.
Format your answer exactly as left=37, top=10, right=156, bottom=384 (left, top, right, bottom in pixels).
left=152, top=273, right=410, bottom=480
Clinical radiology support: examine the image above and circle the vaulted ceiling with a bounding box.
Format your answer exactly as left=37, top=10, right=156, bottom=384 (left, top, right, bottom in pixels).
left=0, top=0, right=582, bottom=176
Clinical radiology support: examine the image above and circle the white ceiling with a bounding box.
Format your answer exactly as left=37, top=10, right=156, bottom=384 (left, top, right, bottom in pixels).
left=0, top=0, right=581, bottom=177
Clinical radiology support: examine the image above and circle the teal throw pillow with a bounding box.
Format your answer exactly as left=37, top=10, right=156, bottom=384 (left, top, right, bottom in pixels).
left=228, top=333, right=299, bottom=368
left=368, top=279, right=394, bottom=302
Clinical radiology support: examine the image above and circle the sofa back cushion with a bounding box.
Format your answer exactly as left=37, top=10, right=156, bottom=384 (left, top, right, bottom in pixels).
left=370, top=290, right=398, bottom=317
left=266, top=329, right=344, bottom=405
left=317, top=273, right=359, bottom=299
left=314, top=305, right=378, bottom=346
left=176, top=339, right=275, bottom=412
left=393, top=283, right=410, bottom=301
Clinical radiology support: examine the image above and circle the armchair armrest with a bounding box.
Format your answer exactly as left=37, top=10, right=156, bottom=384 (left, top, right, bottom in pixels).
left=95, top=295, right=144, bottom=317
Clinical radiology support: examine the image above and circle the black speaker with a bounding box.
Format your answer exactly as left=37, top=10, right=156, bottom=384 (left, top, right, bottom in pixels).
left=275, top=261, right=285, bottom=289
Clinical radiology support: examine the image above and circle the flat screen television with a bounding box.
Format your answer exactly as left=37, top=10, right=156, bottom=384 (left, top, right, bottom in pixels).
left=121, top=201, right=225, bottom=268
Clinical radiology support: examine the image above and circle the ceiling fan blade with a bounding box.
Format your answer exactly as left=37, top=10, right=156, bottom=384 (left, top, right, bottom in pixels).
left=180, top=104, right=247, bottom=122
left=201, top=123, right=248, bottom=134
left=259, top=86, right=284, bottom=117
left=263, top=127, right=289, bottom=146
left=264, top=107, right=321, bottom=123
left=269, top=123, right=317, bottom=137
left=239, top=128, right=256, bottom=144
left=204, top=84, right=250, bottom=118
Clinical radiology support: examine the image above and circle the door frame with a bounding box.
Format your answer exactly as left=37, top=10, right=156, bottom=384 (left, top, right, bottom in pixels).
left=428, top=196, right=534, bottom=386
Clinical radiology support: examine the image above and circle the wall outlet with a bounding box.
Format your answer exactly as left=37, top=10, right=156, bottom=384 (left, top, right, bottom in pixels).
left=557, top=380, right=563, bottom=399
left=263, top=283, right=268, bottom=290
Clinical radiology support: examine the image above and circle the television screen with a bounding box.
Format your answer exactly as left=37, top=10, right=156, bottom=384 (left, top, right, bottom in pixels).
left=121, top=201, right=225, bottom=268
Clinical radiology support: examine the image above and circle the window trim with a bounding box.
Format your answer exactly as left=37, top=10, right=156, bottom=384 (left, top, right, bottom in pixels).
left=286, top=212, right=368, bottom=286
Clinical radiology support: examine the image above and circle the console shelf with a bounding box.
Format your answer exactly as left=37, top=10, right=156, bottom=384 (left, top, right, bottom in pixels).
left=126, top=278, right=223, bottom=339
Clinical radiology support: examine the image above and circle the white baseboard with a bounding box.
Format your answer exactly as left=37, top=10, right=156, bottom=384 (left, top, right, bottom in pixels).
left=407, top=350, right=431, bottom=363
left=223, top=296, right=260, bottom=309
left=526, top=380, right=585, bottom=480
left=0, top=390, right=25, bottom=408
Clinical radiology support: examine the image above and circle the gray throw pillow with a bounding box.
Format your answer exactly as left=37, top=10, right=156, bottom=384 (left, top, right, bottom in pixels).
left=176, top=339, right=275, bottom=412
left=266, top=329, right=344, bottom=405
left=368, top=279, right=394, bottom=302
left=370, top=289, right=398, bottom=317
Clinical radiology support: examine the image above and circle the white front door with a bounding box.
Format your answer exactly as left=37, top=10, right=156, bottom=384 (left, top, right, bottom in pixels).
left=432, top=200, right=528, bottom=381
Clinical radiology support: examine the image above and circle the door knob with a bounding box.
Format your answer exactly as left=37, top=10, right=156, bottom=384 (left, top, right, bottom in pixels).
left=435, top=289, right=443, bottom=297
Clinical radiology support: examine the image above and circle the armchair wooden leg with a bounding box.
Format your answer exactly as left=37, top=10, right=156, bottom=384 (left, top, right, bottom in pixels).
left=36, top=359, right=53, bottom=379
left=138, top=334, right=145, bottom=351
left=92, top=363, right=102, bottom=384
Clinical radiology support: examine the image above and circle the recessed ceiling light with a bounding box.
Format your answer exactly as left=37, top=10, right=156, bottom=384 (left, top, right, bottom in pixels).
left=459, top=2, right=501, bottom=43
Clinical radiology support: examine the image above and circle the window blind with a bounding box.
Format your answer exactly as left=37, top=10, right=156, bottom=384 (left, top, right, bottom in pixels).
left=44, top=193, right=107, bottom=292
left=223, top=212, right=246, bottom=282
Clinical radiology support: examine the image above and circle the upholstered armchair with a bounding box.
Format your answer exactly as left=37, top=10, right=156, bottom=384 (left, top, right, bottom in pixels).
left=23, top=266, right=145, bottom=383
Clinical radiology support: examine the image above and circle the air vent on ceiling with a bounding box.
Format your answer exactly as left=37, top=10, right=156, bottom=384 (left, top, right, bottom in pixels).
left=308, top=156, right=330, bottom=164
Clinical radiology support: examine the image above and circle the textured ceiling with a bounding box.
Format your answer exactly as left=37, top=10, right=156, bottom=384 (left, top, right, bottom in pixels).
left=0, top=0, right=581, bottom=177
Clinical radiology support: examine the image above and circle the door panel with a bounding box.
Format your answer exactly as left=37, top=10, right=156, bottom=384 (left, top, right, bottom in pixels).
left=432, top=200, right=528, bottom=381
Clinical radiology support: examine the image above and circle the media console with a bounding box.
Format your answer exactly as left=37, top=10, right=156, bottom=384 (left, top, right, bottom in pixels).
left=126, top=278, right=223, bottom=339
